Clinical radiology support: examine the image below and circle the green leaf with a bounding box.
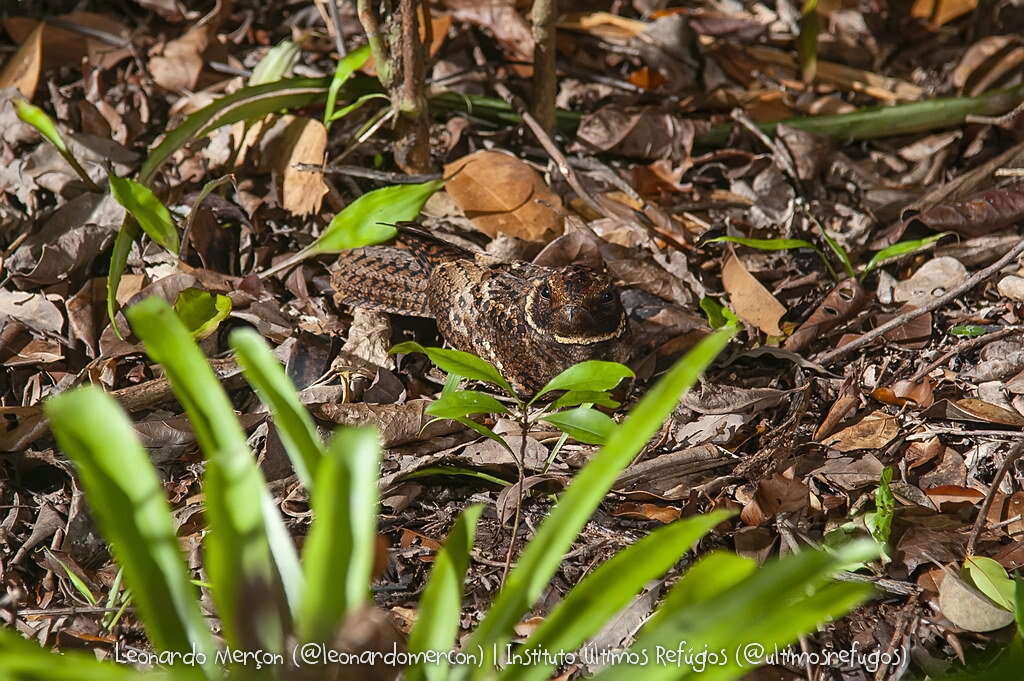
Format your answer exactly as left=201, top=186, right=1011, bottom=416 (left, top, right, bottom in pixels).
left=47, top=549, right=97, bottom=605
left=644, top=551, right=757, bottom=631
left=299, top=426, right=381, bottom=642
left=871, top=466, right=895, bottom=545
left=125, top=297, right=300, bottom=649
left=798, top=0, right=819, bottom=83
left=391, top=341, right=516, bottom=396
left=105, top=219, right=140, bottom=339
left=109, top=175, right=180, bottom=254
left=44, top=387, right=214, bottom=664
left=0, top=628, right=166, bottom=681
left=407, top=505, right=483, bottom=681
left=541, top=407, right=616, bottom=445
left=862, top=232, right=953, bottom=275
left=248, top=39, right=300, bottom=85
left=311, top=180, right=444, bottom=254
left=964, top=556, right=1016, bottom=612
left=499, top=511, right=733, bottom=681
left=14, top=98, right=99, bottom=191
left=467, top=325, right=737, bottom=676
left=950, top=324, right=998, bottom=338
left=325, top=45, right=371, bottom=128
left=173, top=288, right=232, bottom=340
left=550, top=390, right=620, bottom=410
left=705, top=235, right=818, bottom=251
left=595, top=541, right=877, bottom=681
left=449, top=415, right=514, bottom=453
left=140, top=77, right=330, bottom=185
left=531, top=360, right=634, bottom=403
left=1016, top=577, right=1024, bottom=638
left=818, top=227, right=855, bottom=279
left=426, top=390, right=510, bottom=419
left=229, top=327, right=325, bottom=490
left=699, top=296, right=739, bottom=330
left=401, top=467, right=511, bottom=486
left=327, top=92, right=389, bottom=123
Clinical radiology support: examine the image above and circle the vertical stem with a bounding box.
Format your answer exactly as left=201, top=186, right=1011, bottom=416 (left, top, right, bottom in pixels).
left=530, top=0, right=558, bottom=133
left=395, top=0, right=432, bottom=173
left=501, top=407, right=530, bottom=585
left=356, top=0, right=392, bottom=86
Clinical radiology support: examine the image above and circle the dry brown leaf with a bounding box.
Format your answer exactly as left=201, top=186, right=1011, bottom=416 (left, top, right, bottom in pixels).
left=721, top=252, right=786, bottom=336
left=923, top=398, right=1024, bottom=427
left=270, top=116, right=328, bottom=216
left=0, top=21, right=43, bottom=99
left=444, top=150, right=564, bottom=242
left=148, top=0, right=230, bottom=91
left=610, top=502, right=681, bottom=524
left=821, top=410, right=899, bottom=452
left=3, top=13, right=131, bottom=70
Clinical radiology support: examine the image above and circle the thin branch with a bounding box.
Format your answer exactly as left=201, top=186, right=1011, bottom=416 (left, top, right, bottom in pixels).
left=815, top=237, right=1024, bottom=366
left=967, top=440, right=1024, bottom=556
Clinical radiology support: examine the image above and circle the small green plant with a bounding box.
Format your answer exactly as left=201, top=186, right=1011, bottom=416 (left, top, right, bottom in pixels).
left=0, top=298, right=881, bottom=680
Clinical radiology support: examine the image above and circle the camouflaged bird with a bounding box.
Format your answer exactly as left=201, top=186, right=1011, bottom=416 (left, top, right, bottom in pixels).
left=329, top=225, right=629, bottom=395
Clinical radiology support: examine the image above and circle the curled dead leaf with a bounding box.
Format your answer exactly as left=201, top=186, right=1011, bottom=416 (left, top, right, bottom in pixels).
left=901, top=182, right=1024, bottom=238
left=821, top=410, right=899, bottom=452
left=721, top=251, right=786, bottom=336
left=443, top=150, right=564, bottom=242
left=784, top=278, right=868, bottom=352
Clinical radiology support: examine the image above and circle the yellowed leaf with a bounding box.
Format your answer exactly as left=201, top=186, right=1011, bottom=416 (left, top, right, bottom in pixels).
left=911, top=0, right=978, bottom=27
left=0, top=21, right=43, bottom=99
left=443, top=150, right=564, bottom=242
left=721, top=252, right=786, bottom=335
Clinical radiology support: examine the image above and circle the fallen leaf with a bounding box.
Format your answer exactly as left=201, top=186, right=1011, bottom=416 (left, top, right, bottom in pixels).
left=937, top=570, right=1014, bottom=632
left=0, top=21, right=43, bottom=99
left=821, top=410, right=899, bottom=451
left=269, top=116, right=328, bottom=216
left=923, top=398, right=1024, bottom=427
left=443, top=150, right=564, bottom=242
left=721, top=251, right=786, bottom=336
left=610, top=502, right=681, bottom=524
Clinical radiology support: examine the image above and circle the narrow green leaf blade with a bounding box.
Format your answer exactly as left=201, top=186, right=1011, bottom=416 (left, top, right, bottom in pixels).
left=406, top=505, right=484, bottom=681
left=325, top=44, right=371, bottom=127
left=126, top=297, right=301, bottom=649
left=230, top=327, right=325, bottom=490
left=862, top=232, right=952, bottom=275
left=541, top=407, right=616, bottom=445
left=704, top=236, right=817, bottom=251
left=467, top=325, right=737, bottom=675
left=550, top=390, right=619, bottom=410
left=500, top=511, right=733, bottom=681
left=299, top=426, right=381, bottom=642
left=105, top=218, right=141, bottom=339
left=109, top=175, right=180, bottom=254
left=44, top=387, right=214, bottom=662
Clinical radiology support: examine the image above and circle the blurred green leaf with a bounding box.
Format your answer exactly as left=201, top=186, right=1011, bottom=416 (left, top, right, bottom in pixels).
left=467, top=325, right=737, bottom=675
left=426, top=390, right=510, bottom=419
left=126, top=297, right=300, bottom=649
left=401, top=467, right=511, bottom=486
left=327, top=92, right=389, bottom=123
left=230, top=327, right=325, bottom=489
left=798, top=0, right=819, bottom=83
left=391, top=341, right=516, bottom=396
left=0, top=628, right=165, bottom=681
left=407, top=505, right=483, bottom=681
left=699, top=296, right=739, bottom=330
left=818, top=227, right=855, bottom=279
left=248, top=39, right=299, bottom=85
left=500, top=511, right=733, bottom=681
left=44, top=387, right=214, bottom=665
left=871, top=466, right=894, bottom=545
left=862, top=232, right=952, bottom=275
left=949, top=324, right=998, bottom=337
left=325, top=44, right=371, bottom=128
left=173, top=288, right=231, bottom=340
left=14, top=98, right=99, bottom=191
left=299, top=426, right=381, bottom=642
left=541, top=407, right=616, bottom=445
left=550, top=390, right=619, bottom=410
left=644, top=551, right=757, bottom=631
left=530, top=360, right=634, bottom=404
left=109, top=175, right=180, bottom=254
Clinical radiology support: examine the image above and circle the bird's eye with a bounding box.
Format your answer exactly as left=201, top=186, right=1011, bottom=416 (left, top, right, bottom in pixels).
left=599, top=290, right=615, bottom=304
left=539, top=283, right=551, bottom=299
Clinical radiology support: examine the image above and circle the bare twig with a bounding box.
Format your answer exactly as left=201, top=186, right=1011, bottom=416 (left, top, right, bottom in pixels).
left=815, top=237, right=1024, bottom=366
left=909, top=326, right=1024, bottom=382
left=325, top=0, right=348, bottom=57
left=501, top=409, right=530, bottom=586
left=294, top=163, right=442, bottom=183
left=966, top=440, right=1024, bottom=556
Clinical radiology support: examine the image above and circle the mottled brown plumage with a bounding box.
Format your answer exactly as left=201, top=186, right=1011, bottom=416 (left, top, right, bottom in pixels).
left=330, top=225, right=629, bottom=395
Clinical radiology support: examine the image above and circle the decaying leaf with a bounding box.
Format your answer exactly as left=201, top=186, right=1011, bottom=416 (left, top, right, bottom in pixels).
left=0, top=21, right=43, bottom=99
left=901, top=182, right=1024, bottom=238
left=721, top=251, right=786, bottom=336
left=785, top=278, right=868, bottom=352
left=443, top=150, right=564, bottom=242
left=923, top=398, right=1024, bottom=427
left=937, top=570, right=1015, bottom=632
left=267, top=116, right=328, bottom=216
